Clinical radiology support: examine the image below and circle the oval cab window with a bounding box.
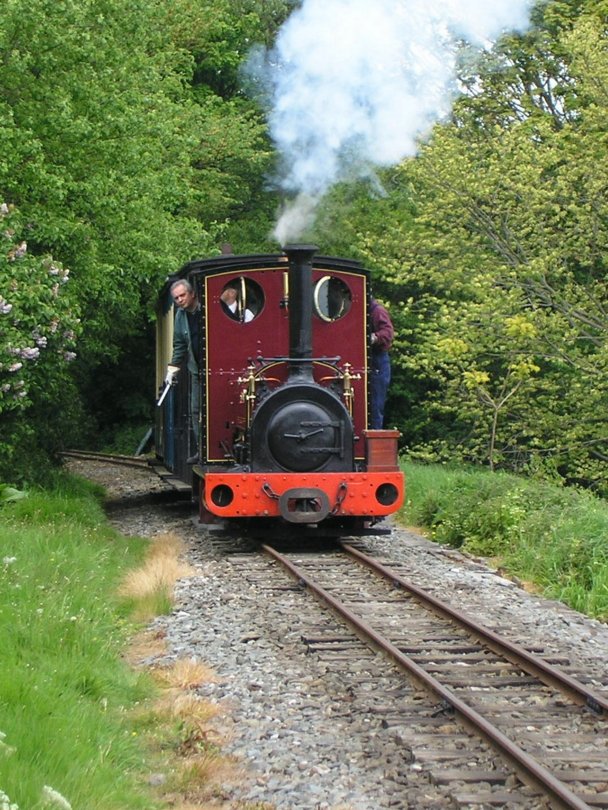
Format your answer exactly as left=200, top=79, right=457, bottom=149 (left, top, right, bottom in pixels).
left=220, top=277, right=264, bottom=322
left=313, top=276, right=352, bottom=322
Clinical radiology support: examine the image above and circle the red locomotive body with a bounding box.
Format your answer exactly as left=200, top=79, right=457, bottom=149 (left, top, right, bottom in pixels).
left=156, top=246, right=404, bottom=537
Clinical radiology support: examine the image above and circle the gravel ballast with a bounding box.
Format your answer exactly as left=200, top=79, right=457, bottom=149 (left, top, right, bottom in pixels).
left=67, top=459, right=608, bottom=808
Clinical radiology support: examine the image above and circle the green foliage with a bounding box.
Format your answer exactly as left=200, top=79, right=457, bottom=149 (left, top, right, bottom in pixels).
left=0, top=202, right=86, bottom=482
left=0, top=0, right=285, bottom=478
left=0, top=475, right=159, bottom=808
left=0, top=203, right=80, bottom=411
left=100, top=423, right=153, bottom=456
left=0, top=484, right=27, bottom=504
left=400, top=460, right=608, bottom=619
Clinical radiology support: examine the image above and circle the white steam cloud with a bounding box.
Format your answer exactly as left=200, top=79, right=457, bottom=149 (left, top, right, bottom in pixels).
left=245, top=0, right=533, bottom=245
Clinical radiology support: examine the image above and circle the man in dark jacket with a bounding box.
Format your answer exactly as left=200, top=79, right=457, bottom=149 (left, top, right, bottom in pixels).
left=166, top=279, right=200, bottom=458
left=369, top=298, right=394, bottom=429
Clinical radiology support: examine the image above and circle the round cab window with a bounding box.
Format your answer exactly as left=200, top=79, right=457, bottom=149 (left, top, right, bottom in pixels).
left=314, top=276, right=352, bottom=322
left=220, top=277, right=263, bottom=323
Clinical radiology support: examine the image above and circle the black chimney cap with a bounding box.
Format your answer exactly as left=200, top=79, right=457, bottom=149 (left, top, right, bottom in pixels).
left=283, top=243, right=319, bottom=254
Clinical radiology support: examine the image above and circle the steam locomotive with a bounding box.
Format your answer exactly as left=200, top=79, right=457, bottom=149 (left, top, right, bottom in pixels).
left=155, top=244, right=404, bottom=537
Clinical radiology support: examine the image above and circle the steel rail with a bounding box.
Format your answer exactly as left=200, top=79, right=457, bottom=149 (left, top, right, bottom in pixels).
left=263, top=543, right=593, bottom=810
left=341, top=542, right=608, bottom=716
left=61, top=450, right=149, bottom=469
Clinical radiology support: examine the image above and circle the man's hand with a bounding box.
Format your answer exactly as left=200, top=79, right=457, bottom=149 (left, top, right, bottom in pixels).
left=165, top=365, right=179, bottom=385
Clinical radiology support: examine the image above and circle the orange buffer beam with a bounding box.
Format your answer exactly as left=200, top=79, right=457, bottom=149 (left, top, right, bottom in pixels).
left=202, top=471, right=404, bottom=519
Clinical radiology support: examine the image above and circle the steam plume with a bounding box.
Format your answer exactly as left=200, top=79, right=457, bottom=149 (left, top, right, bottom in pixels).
left=245, top=0, right=532, bottom=244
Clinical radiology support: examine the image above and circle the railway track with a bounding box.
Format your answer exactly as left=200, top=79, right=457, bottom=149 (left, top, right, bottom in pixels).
left=261, top=542, right=608, bottom=809
left=61, top=449, right=194, bottom=498
left=61, top=449, right=151, bottom=470
left=59, top=454, right=607, bottom=806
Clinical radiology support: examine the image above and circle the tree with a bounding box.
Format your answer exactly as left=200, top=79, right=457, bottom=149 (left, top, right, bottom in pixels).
left=0, top=0, right=286, bottom=469
left=326, top=3, right=608, bottom=491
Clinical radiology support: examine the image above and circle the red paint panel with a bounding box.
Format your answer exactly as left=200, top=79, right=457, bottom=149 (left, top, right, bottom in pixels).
left=204, top=265, right=368, bottom=462
left=311, top=269, right=368, bottom=454
left=204, top=268, right=290, bottom=461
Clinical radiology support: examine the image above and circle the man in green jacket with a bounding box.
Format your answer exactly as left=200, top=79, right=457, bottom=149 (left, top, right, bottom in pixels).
left=166, top=278, right=200, bottom=461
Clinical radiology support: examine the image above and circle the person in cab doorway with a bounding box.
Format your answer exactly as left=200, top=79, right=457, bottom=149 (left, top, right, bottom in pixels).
left=369, top=297, right=394, bottom=429
left=220, top=285, right=254, bottom=322
left=165, top=278, right=201, bottom=462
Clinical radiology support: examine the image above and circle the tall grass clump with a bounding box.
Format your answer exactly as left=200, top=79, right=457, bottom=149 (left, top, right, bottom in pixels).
left=0, top=475, right=160, bottom=809
left=399, top=460, right=608, bottom=621
left=117, top=533, right=195, bottom=621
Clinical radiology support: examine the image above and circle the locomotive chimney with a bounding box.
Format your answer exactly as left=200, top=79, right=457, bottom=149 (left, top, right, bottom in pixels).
left=284, top=243, right=318, bottom=382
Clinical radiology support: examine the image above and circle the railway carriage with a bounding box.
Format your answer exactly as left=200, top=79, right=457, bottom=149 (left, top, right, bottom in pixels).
left=155, top=244, right=404, bottom=537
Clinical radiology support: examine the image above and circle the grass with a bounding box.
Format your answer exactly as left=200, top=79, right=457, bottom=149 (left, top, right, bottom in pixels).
left=0, top=474, right=240, bottom=810
left=3, top=458, right=604, bottom=809
left=117, top=533, right=196, bottom=622
left=0, top=477, right=157, bottom=809
left=398, top=460, right=608, bottom=621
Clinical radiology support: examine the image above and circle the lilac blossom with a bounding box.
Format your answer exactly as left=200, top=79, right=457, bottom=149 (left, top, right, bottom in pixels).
left=8, top=362, right=22, bottom=372
left=8, top=241, right=27, bottom=260
left=20, top=347, right=40, bottom=361
left=41, top=785, right=72, bottom=810
left=0, top=787, right=19, bottom=810
left=0, top=297, right=12, bottom=315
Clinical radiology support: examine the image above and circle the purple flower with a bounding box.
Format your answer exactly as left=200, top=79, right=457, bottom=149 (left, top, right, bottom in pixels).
left=63, top=351, right=77, bottom=362
left=20, top=347, right=40, bottom=360
left=8, top=362, right=22, bottom=372
left=0, top=297, right=12, bottom=315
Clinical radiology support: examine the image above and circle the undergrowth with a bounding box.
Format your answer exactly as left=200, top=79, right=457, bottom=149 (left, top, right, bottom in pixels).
left=398, top=461, right=608, bottom=621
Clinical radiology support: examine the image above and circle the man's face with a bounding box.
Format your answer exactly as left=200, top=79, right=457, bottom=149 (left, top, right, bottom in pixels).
left=222, top=288, right=237, bottom=304
left=172, top=284, right=195, bottom=310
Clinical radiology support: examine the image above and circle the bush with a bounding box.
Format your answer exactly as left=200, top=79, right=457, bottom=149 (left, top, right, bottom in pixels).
left=399, top=460, right=608, bottom=620
left=0, top=202, right=82, bottom=483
